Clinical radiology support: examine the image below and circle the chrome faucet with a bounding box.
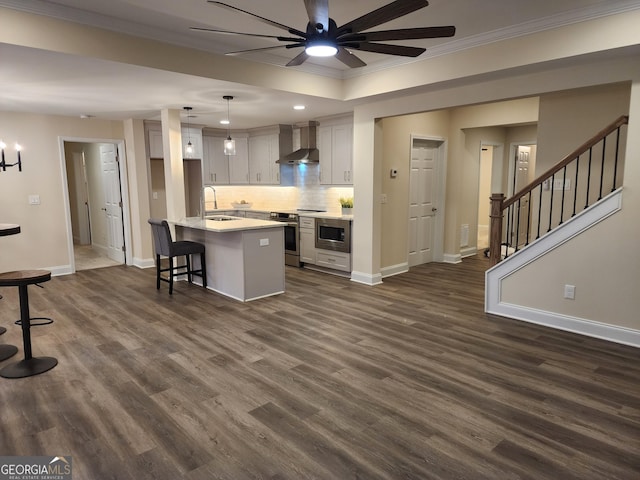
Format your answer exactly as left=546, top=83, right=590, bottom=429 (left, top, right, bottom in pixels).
left=202, top=186, right=218, bottom=217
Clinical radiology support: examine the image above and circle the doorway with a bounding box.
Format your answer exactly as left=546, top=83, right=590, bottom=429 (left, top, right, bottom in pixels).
left=477, top=146, right=494, bottom=250
left=61, top=140, right=130, bottom=272
left=507, top=142, right=537, bottom=246
left=408, top=136, right=445, bottom=267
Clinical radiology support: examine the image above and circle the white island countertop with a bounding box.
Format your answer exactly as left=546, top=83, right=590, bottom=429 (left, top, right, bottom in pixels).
left=173, top=216, right=285, bottom=233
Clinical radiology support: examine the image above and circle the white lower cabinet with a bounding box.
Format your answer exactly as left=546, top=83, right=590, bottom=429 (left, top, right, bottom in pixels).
left=316, top=251, right=351, bottom=272
left=299, top=217, right=316, bottom=264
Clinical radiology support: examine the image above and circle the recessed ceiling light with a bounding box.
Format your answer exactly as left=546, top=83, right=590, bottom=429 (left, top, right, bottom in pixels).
left=220, top=119, right=230, bottom=125
left=293, top=105, right=305, bottom=110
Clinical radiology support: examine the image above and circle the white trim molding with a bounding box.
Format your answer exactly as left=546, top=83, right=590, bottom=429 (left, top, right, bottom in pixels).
left=351, top=270, right=383, bottom=286
left=381, top=262, right=409, bottom=279
left=133, top=257, right=155, bottom=269
left=489, top=303, right=640, bottom=348
left=443, top=253, right=462, bottom=264
left=485, top=189, right=639, bottom=347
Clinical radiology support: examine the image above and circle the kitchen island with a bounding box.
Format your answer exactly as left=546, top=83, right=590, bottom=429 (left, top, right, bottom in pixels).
left=172, top=216, right=285, bottom=302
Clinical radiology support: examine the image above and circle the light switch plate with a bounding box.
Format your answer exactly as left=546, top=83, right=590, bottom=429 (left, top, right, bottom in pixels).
left=259, top=238, right=269, bottom=247
left=564, top=284, right=576, bottom=299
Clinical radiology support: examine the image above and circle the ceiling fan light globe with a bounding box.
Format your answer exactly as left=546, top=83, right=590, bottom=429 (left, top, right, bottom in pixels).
left=305, top=41, right=338, bottom=57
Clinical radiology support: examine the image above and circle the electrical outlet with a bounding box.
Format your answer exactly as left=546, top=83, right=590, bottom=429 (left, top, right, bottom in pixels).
left=259, top=238, right=269, bottom=247
left=564, top=284, right=576, bottom=300
left=28, top=194, right=41, bottom=205
left=381, top=193, right=388, bottom=204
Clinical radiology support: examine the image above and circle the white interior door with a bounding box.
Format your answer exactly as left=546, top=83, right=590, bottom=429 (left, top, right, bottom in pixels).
left=510, top=144, right=536, bottom=245
left=100, top=144, right=125, bottom=263
left=408, top=144, right=438, bottom=267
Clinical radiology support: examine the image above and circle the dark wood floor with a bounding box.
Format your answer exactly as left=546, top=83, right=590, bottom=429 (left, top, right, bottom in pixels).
left=1, top=256, right=639, bottom=479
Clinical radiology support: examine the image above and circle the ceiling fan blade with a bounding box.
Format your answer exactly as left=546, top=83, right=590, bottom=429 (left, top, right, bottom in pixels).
left=304, top=0, right=329, bottom=32
left=335, top=47, right=367, bottom=68
left=225, top=45, right=291, bottom=56
left=207, top=1, right=307, bottom=37
left=338, top=0, right=428, bottom=35
left=286, top=51, right=310, bottom=67
left=352, top=42, right=426, bottom=57
left=342, top=26, right=456, bottom=42
left=191, top=27, right=302, bottom=42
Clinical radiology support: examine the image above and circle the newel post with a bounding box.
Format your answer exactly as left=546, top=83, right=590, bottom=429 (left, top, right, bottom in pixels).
left=489, top=193, right=505, bottom=266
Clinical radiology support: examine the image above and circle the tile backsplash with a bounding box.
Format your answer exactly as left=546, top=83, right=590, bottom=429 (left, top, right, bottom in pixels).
left=206, top=163, right=353, bottom=214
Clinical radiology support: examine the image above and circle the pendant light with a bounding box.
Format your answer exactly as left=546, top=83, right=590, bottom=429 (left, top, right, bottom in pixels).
left=183, top=106, right=194, bottom=156
left=223, top=95, right=236, bottom=156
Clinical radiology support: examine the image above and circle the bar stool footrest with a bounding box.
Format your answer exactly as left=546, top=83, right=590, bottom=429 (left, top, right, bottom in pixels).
left=15, top=317, right=53, bottom=327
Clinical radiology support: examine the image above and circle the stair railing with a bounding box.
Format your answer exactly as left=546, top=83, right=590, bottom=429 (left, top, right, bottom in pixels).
left=489, top=115, right=628, bottom=266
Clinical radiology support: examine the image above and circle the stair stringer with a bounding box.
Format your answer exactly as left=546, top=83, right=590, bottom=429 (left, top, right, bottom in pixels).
left=485, top=188, right=640, bottom=347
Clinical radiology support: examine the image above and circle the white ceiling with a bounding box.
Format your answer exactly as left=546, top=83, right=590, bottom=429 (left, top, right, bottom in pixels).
left=1, top=0, right=639, bottom=129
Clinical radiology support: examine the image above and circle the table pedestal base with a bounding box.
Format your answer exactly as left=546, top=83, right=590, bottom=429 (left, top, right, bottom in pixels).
left=0, top=356, right=58, bottom=378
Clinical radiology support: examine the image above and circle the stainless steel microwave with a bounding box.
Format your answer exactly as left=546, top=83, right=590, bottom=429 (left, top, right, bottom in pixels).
left=315, top=218, right=351, bottom=253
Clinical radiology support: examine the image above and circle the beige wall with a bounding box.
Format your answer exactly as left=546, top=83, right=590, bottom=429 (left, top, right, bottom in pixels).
left=380, top=110, right=451, bottom=268
left=500, top=81, right=639, bottom=331
left=0, top=112, right=124, bottom=272
left=377, top=98, right=539, bottom=269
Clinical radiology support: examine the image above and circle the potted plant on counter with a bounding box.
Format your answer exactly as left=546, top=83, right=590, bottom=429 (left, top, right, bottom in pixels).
left=340, top=197, right=354, bottom=215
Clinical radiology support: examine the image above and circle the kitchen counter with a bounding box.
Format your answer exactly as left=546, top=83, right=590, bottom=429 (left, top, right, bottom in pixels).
left=172, top=217, right=285, bottom=302
left=298, top=212, right=353, bottom=221
left=174, top=216, right=284, bottom=232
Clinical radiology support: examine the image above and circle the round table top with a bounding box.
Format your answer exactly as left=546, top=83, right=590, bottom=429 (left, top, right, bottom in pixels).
left=0, top=270, right=51, bottom=287
left=0, top=224, right=20, bottom=237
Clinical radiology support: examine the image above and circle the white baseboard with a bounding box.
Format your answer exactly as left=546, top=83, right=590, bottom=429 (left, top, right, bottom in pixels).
left=350, top=270, right=383, bottom=286
left=489, top=303, right=640, bottom=348
left=381, top=262, right=409, bottom=278
left=460, top=247, right=478, bottom=258
left=49, top=265, right=73, bottom=276
left=442, top=253, right=462, bottom=264
left=133, top=257, right=155, bottom=269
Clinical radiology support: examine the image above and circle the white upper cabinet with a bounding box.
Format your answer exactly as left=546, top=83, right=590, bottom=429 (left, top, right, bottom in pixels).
left=228, top=137, right=250, bottom=184
left=248, top=134, right=273, bottom=184
left=203, top=136, right=229, bottom=185
left=148, top=128, right=163, bottom=158
left=247, top=125, right=293, bottom=185
left=319, top=121, right=353, bottom=185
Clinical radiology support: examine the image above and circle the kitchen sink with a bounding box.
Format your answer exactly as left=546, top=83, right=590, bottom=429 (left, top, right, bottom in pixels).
left=207, top=216, right=240, bottom=221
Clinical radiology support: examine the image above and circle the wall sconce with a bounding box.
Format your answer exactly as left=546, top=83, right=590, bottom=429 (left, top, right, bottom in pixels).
left=223, top=95, right=236, bottom=156
left=0, top=140, right=22, bottom=172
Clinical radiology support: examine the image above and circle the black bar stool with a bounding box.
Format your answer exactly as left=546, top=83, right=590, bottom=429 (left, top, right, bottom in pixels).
left=0, top=270, right=57, bottom=378
left=0, top=223, right=21, bottom=362
left=148, top=219, right=207, bottom=295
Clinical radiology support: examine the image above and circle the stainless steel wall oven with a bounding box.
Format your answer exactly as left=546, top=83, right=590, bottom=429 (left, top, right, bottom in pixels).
left=315, top=218, right=351, bottom=253
left=269, top=212, right=300, bottom=266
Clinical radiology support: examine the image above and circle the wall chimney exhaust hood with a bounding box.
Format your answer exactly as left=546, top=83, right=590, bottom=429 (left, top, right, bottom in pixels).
left=278, top=121, right=319, bottom=163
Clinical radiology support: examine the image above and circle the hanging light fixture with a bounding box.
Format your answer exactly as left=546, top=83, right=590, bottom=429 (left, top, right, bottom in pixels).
left=183, top=106, right=194, bottom=156
left=223, top=95, right=236, bottom=156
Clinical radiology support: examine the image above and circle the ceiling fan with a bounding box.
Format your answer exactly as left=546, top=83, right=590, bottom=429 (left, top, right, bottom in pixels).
left=191, top=0, right=456, bottom=68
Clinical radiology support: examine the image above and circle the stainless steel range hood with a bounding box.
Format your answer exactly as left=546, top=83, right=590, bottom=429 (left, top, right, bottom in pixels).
left=277, top=121, right=319, bottom=164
